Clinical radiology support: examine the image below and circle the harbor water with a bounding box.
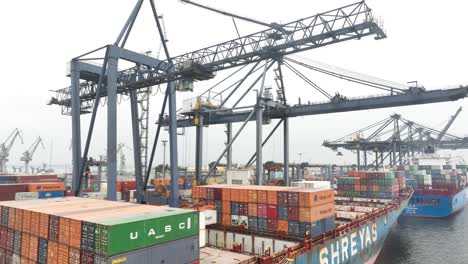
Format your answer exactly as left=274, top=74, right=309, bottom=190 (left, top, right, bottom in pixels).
left=376, top=207, right=468, bottom=264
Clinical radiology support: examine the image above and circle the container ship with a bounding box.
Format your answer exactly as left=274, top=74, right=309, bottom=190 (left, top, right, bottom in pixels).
left=193, top=170, right=411, bottom=264
left=399, top=158, right=467, bottom=218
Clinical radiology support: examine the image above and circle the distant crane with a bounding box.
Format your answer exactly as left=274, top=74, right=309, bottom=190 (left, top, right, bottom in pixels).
left=20, top=137, right=45, bottom=174
left=0, top=128, right=23, bottom=172
left=118, top=143, right=131, bottom=176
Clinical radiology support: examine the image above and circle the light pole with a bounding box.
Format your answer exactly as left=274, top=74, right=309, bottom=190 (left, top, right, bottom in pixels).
left=162, top=140, right=168, bottom=181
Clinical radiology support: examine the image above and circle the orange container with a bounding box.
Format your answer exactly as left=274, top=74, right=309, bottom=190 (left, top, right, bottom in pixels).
left=27, top=182, right=65, bottom=192
left=239, top=189, right=248, bottom=203
left=199, top=186, right=207, bottom=199
left=221, top=188, right=231, bottom=201
left=299, top=202, right=335, bottom=223
left=30, top=212, right=40, bottom=236
left=372, top=185, right=379, bottom=192
left=69, top=219, right=82, bottom=248
left=230, top=189, right=240, bottom=202
left=22, top=210, right=31, bottom=233
left=222, top=213, right=231, bottom=226
left=14, top=208, right=22, bottom=231
left=266, top=190, right=278, bottom=205
left=354, top=185, right=360, bottom=191
left=21, top=233, right=30, bottom=259
left=257, top=190, right=267, bottom=204
left=57, top=243, right=69, bottom=264
left=58, top=218, right=70, bottom=245
left=278, top=220, right=289, bottom=234
left=248, top=203, right=257, bottom=217
left=247, top=189, right=258, bottom=203
left=192, top=186, right=199, bottom=199
left=222, top=201, right=231, bottom=214
left=39, top=213, right=49, bottom=239
left=47, top=241, right=58, bottom=264
left=29, top=235, right=39, bottom=262
left=298, top=189, right=335, bottom=208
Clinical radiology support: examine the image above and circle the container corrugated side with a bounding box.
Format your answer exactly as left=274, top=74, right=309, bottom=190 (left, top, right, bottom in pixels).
left=96, top=235, right=199, bottom=264
left=95, top=209, right=199, bottom=256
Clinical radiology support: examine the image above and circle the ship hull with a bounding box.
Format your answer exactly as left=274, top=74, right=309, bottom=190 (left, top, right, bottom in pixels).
left=292, top=197, right=409, bottom=264
left=403, top=187, right=467, bottom=218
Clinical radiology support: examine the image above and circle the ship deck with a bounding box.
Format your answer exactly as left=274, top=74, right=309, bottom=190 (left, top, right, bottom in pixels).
left=200, top=192, right=411, bottom=263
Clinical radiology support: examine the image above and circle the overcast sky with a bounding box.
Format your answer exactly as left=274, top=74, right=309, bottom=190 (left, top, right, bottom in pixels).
left=0, top=0, right=467, bottom=172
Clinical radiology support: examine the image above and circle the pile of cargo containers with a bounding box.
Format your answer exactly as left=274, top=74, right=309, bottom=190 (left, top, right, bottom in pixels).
left=192, top=185, right=335, bottom=239
left=338, top=171, right=406, bottom=199
left=0, top=175, right=65, bottom=201
left=401, top=164, right=467, bottom=195
left=0, top=197, right=199, bottom=263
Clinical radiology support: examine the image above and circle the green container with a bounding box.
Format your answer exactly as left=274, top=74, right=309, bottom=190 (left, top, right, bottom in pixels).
left=94, top=209, right=199, bottom=256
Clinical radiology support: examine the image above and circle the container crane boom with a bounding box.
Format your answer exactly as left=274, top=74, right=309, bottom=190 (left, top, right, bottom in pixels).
left=436, top=106, right=462, bottom=142
left=49, top=1, right=386, bottom=114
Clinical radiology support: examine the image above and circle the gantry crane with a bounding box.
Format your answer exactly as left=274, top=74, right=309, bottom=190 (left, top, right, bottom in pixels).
left=47, top=0, right=468, bottom=206
left=20, top=137, right=45, bottom=174
left=0, top=128, right=23, bottom=173
left=323, top=107, right=467, bottom=170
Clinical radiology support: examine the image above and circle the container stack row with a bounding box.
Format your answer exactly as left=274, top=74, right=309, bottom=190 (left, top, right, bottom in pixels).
left=192, top=185, right=336, bottom=239
left=399, top=164, right=467, bottom=195
left=0, top=197, right=199, bottom=264
left=0, top=175, right=65, bottom=202
left=337, top=171, right=406, bottom=199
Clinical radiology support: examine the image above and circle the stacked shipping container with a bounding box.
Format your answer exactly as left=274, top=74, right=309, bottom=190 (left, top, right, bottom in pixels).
left=0, top=197, right=199, bottom=263
left=0, top=178, right=65, bottom=202
left=337, top=171, right=406, bottom=199
left=401, top=164, right=467, bottom=196
left=192, top=185, right=335, bottom=239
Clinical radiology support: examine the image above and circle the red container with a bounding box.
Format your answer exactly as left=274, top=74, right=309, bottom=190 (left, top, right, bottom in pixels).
left=0, top=227, right=7, bottom=249
left=15, top=175, right=58, bottom=183
left=0, top=184, right=28, bottom=201
left=213, top=188, right=222, bottom=200
left=267, top=205, right=278, bottom=218
left=80, top=250, right=95, bottom=264
left=288, top=206, right=300, bottom=221
left=257, top=204, right=267, bottom=218
left=266, top=219, right=278, bottom=232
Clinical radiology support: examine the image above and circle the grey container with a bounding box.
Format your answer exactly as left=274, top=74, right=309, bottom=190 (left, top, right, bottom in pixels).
left=1, top=207, right=8, bottom=227
left=13, top=231, right=21, bottom=255
left=258, top=218, right=267, bottom=231
left=288, top=221, right=300, bottom=237
left=278, top=205, right=288, bottom=220
left=94, top=235, right=199, bottom=264
left=37, top=238, right=48, bottom=264
left=248, top=217, right=258, bottom=232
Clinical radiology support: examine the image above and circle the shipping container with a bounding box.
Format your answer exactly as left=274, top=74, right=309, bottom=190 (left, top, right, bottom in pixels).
left=94, top=235, right=199, bottom=264
left=15, top=175, right=59, bottom=183
left=298, top=189, right=335, bottom=207
left=27, top=182, right=65, bottom=192
left=15, top=192, right=39, bottom=201
left=0, top=184, right=28, bottom=201
left=299, top=202, right=335, bottom=223
left=38, top=191, right=64, bottom=199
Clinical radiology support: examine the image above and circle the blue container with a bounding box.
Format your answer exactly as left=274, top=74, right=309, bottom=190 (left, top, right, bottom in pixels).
left=278, top=205, right=288, bottom=220
left=38, top=191, right=64, bottom=199
left=324, top=216, right=335, bottom=232
left=214, top=200, right=222, bottom=214
left=248, top=217, right=258, bottom=232
left=231, top=202, right=240, bottom=215
left=0, top=176, right=16, bottom=184
left=258, top=218, right=267, bottom=231
left=288, top=221, right=300, bottom=237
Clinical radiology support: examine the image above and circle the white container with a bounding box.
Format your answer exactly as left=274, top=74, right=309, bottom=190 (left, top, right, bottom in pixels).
left=200, top=229, right=208, bottom=247
left=199, top=210, right=217, bottom=228
left=15, top=192, right=39, bottom=201
left=227, top=170, right=253, bottom=185
left=291, top=180, right=331, bottom=189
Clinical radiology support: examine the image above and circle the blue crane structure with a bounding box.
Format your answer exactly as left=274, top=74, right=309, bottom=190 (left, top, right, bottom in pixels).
left=48, top=0, right=467, bottom=207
